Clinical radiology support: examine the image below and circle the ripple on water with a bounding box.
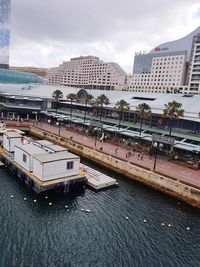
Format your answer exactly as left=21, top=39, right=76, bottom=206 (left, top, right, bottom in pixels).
left=0, top=169, right=199, bottom=267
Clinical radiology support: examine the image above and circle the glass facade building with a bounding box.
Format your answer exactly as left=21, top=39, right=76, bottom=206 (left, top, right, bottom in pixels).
left=0, top=0, right=10, bottom=68
left=0, top=68, right=44, bottom=84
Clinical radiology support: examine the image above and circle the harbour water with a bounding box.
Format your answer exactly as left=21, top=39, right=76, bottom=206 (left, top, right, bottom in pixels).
left=0, top=164, right=200, bottom=267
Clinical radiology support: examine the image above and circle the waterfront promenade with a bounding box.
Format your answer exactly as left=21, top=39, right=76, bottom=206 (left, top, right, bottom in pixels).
left=35, top=122, right=200, bottom=189
left=2, top=120, right=200, bottom=189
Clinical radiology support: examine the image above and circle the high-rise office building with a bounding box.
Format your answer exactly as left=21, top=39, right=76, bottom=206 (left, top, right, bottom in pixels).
left=0, top=0, right=11, bottom=69
left=128, top=26, right=200, bottom=94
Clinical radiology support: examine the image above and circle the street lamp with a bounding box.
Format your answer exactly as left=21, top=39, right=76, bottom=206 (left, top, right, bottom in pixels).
left=94, top=128, right=98, bottom=148
left=32, top=111, right=38, bottom=125
left=153, top=142, right=163, bottom=171
left=56, top=121, right=61, bottom=135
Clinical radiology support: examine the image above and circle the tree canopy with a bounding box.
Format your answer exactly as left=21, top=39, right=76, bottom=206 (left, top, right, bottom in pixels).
left=115, top=99, right=130, bottom=112
left=66, top=93, right=78, bottom=102
left=136, top=103, right=151, bottom=119
left=52, top=90, right=63, bottom=100
left=163, top=101, right=184, bottom=120
left=95, top=94, right=110, bottom=107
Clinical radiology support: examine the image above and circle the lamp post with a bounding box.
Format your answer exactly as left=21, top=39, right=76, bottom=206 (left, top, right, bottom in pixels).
left=56, top=121, right=61, bottom=135
left=94, top=129, right=98, bottom=148
left=153, top=142, right=163, bottom=171
left=32, top=111, right=38, bottom=125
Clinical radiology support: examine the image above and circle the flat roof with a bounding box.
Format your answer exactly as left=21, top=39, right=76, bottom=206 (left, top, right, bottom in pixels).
left=33, top=151, right=79, bottom=163
left=44, top=144, right=67, bottom=152
left=4, top=132, right=22, bottom=138
left=15, top=143, right=48, bottom=155
left=34, top=140, right=53, bottom=146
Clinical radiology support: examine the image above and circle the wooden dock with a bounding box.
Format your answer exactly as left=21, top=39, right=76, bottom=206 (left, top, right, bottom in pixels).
left=83, top=164, right=118, bottom=190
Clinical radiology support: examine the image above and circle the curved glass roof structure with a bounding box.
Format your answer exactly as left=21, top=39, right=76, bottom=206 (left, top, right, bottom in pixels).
left=0, top=68, right=44, bottom=84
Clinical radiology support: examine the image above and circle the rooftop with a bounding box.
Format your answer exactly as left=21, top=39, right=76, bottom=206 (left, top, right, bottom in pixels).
left=44, top=144, right=67, bottom=152
left=5, top=132, right=22, bottom=138
left=15, top=143, right=48, bottom=155
left=33, top=140, right=53, bottom=146
left=0, top=83, right=200, bottom=119
left=0, top=68, right=44, bottom=84
left=33, top=151, right=79, bottom=163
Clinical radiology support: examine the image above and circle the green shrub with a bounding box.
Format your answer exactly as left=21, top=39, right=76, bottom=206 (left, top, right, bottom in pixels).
left=166, top=150, right=177, bottom=161
left=148, top=145, right=156, bottom=156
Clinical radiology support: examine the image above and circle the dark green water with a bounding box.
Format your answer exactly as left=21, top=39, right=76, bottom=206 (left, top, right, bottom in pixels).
left=0, top=166, right=200, bottom=267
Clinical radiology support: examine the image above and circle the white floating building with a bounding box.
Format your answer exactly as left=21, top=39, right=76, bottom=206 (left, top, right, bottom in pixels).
left=33, top=151, right=80, bottom=181
left=14, top=143, right=48, bottom=172
left=3, top=132, right=22, bottom=153
left=1, top=133, right=86, bottom=193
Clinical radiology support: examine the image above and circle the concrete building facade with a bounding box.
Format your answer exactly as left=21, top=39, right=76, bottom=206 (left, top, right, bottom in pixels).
left=47, top=56, right=126, bottom=91
left=129, top=26, right=200, bottom=95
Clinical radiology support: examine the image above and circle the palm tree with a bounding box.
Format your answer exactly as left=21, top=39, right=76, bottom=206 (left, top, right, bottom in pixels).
left=163, top=101, right=184, bottom=136
left=136, top=103, right=151, bottom=136
left=115, top=99, right=130, bottom=129
left=95, top=94, right=110, bottom=122
left=83, top=93, right=94, bottom=122
left=66, top=93, right=78, bottom=118
left=52, top=90, right=63, bottom=114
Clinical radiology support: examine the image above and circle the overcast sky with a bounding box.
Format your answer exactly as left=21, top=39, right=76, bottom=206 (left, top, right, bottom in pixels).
left=9, top=0, right=200, bottom=73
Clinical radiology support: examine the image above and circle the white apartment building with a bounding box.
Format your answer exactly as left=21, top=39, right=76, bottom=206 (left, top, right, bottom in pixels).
left=47, top=56, right=126, bottom=91
left=129, top=26, right=200, bottom=95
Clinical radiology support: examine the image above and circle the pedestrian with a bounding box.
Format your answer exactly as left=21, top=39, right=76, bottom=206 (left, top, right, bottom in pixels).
left=137, top=153, right=140, bottom=159
left=115, top=146, right=118, bottom=155
left=130, top=149, right=134, bottom=157
left=141, top=154, right=143, bottom=160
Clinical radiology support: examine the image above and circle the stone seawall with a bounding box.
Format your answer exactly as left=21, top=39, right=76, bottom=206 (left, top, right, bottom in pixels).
left=30, top=126, right=200, bottom=208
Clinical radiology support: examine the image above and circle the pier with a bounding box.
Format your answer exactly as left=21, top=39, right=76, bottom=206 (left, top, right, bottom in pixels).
left=83, top=164, right=117, bottom=190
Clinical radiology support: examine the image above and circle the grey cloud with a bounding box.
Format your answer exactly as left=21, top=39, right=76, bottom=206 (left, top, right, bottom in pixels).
left=11, top=0, right=200, bottom=43
left=9, top=0, right=200, bottom=71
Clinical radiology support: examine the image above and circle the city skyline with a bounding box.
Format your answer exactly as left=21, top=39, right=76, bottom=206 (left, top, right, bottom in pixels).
left=9, top=0, right=200, bottom=72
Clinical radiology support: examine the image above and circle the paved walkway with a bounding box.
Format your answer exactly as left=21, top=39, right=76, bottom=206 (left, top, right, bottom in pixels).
left=35, top=122, right=200, bottom=189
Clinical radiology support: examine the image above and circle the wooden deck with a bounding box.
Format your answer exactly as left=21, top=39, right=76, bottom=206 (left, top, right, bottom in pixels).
left=82, top=164, right=118, bottom=190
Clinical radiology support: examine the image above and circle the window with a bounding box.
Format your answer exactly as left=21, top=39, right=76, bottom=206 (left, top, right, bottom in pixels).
left=67, top=161, right=74, bottom=170
left=23, top=154, right=27, bottom=163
